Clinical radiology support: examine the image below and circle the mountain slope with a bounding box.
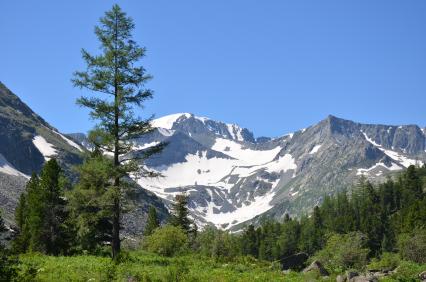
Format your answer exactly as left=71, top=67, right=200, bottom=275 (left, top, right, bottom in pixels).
left=127, top=113, right=426, bottom=229
left=0, top=82, right=86, bottom=223
left=0, top=82, right=169, bottom=233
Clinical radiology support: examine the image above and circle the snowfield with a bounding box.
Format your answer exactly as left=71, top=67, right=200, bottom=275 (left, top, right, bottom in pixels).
left=151, top=113, right=191, bottom=130
left=0, top=154, right=29, bottom=178
left=32, top=135, right=58, bottom=161
left=138, top=134, right=298, bottom=228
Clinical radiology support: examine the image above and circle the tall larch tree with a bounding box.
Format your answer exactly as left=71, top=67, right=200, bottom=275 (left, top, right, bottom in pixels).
left=72, top=4, right=164, bottom=259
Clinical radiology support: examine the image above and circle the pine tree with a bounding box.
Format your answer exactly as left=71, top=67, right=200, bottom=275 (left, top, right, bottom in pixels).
left=170, top=194, right=194, bottom=235
left=144, top=206, right=160, bottom=236
left=72, top=4, right=165, bottom=259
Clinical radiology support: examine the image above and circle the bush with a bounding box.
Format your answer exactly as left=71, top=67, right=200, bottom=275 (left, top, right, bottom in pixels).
left=144, top=225, right=188, bottom=257
left=388, top=260, right=426, bottom=281
left=312, top=232, right=369, bottom=273
left=368, top=252, right=400, bottom=271
left=398, top=230, right=426, bottom=264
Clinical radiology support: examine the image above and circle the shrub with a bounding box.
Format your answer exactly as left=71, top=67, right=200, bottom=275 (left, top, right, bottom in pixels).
left=144, top=225, right=188, bottom=257
left=368, top=252, right=400, bottom=271
left=398, top=229, right=426, bottom=264
left=312, top=232, right=369, bottom=272
left=388, top=260, right=426, bottom=281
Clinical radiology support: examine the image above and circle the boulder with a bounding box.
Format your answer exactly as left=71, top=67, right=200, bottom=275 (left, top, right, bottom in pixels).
left=280, top=252, right=309, bottom=271
left=349, top=276, right=378, bottom=282
left=303, top=260, right=329, bottom=276
left=336, top=274, right=347, bottom=282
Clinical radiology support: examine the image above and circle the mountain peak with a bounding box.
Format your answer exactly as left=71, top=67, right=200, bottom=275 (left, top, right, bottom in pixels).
left=151, top=113, right=255, bottom=143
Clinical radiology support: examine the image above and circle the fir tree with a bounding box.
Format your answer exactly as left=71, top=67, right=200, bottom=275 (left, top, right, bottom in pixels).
left=144, top=206, right=160, bottom=236
left=170, top=194, right=194, bottom=235
left=72, top=4, right=165, bottom=259
left=14, top=160, right=70, bottom=255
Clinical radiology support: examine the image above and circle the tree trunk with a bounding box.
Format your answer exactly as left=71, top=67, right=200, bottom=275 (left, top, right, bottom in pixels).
left=112, top=178, right=120, bottom=260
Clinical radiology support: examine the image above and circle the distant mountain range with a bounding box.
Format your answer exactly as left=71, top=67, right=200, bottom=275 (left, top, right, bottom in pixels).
left=1, top=81, right=425, bottom=232
left=118, top=112, right=425, bottom=230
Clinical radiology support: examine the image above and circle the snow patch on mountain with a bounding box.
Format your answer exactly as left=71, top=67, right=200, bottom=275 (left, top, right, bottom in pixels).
left=212, top=138, right=281, bottom=165
left=133, top=141, right=160, bottom=151
left=141, top=151, right=239, bottom=191
left=309, top=144, right=322, bottom=154
left=361, top=131, right=418, bottom=168
left=0, top=154, right=29, bottom=178
left=32, top=135, right=57, bottom=161
left=151, top=113, right=191, bottom=129
left=356, top=162, right=402, bottom=176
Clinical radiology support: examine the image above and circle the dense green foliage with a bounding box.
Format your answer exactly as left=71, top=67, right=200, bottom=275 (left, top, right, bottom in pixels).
left=72, top=4, right=164, bottom=259
left=144, top=225, right=189, bottom=257
left=312, top=232, right=369, bottom=272
left=67, top=150, right=114, bottom=254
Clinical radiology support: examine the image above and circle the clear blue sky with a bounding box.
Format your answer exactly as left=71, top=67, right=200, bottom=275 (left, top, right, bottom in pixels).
left=1, top=1, right=425, bottom=137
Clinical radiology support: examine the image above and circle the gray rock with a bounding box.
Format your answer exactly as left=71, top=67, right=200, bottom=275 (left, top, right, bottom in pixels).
left=303, top=260, right=329, bottom=276
left=336, top=274, right=347, bottom=282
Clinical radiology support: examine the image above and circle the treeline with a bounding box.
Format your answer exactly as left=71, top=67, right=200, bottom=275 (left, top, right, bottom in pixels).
left=190, top=165, right=426, bottom=269
left=1, top=160, right=425, bottom=280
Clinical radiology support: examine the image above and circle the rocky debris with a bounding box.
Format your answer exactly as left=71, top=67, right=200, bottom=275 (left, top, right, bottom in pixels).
left=303, top=260, right=329, bottom=276
left=280, top=252, right=309, bottom=271
left=336, top=269, right=397, bottom=282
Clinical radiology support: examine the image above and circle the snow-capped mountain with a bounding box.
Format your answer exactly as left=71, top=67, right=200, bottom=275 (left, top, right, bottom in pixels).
left=130, top=113, right=426, bottom=230
left=1, top=80, right=425, bottom=232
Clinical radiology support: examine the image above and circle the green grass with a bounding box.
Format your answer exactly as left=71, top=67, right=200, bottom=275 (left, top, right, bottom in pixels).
left=16, top=251, right=301, bottom=282
left=14, top=251, right=425, bottom=281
